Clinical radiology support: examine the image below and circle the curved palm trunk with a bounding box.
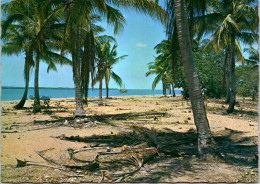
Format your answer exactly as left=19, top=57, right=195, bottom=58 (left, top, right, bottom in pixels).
left=174, top=0, right=217, bottom=157
left=74, top=25, right=85, bottom=116
left=227, top=34, right=236, bottom=113
left=14, top=51, right=31, bottom=109
left=98, top=73, right=103, bottom=106
left=33, top=52, right=41, bottom=112
left=172, top=83, right=176, bottom=97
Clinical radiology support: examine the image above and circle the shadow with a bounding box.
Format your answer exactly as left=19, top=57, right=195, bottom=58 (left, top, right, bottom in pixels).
left=58, top=126, right=258, bottom=182
left=233, top=109, right=258, bottom=116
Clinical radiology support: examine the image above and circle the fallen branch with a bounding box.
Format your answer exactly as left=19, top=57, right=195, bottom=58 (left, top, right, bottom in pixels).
left=35, top=150, right=59, bottom=165
left=62, top=162, right=99, bottom=171
left=16, top=159, right=65, bottom=170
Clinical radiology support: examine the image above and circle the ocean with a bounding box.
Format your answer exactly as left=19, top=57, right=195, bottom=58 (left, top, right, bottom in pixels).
left=1, top=87, right=182, bottom=101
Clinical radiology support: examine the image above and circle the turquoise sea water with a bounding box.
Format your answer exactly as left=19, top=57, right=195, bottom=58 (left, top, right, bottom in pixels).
left=1, top=88, right=182, bottom=101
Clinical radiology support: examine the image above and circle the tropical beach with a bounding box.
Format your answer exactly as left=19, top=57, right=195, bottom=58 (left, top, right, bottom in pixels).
left=1, top=0, right=259, bottom=183
left=1, top=95, right=258, bottom=182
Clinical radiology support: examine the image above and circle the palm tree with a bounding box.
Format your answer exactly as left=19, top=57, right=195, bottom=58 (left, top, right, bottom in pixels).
left=167, top=0, right=218, bottom=157
left=2, top=0, right=71, bottom=112
left=102, top=43, right=127, bottom=98
left=195, top=0, right=258, bottom=113
left=1, top=21, right=34, bottom=109
left=94, top=41, right=127, bottom=104
left=146, top=60, right=171, bottom=96
left=153, top=39, right=177, bottom=96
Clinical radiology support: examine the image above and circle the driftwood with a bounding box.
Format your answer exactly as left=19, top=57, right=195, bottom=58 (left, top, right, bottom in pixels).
left=35, top=148, right=58, bottom=165
left=16, top=159, right=64, bottom=170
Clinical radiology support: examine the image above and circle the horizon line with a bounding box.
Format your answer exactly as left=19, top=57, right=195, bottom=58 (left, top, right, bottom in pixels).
left=2, top=86, right=182, bottom=91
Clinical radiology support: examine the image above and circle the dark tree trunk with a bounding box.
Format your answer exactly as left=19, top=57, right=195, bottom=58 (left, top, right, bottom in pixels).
left=227, top=34, right=236, bottom=113
left=98, top=73, right=103, bottom=105
left=74, top=25, right=85, bottom=116
left=225, top=47, right=231, bottom=104
left=14, top=50, right=31, bottom=109
left=172, top=83, right=176, bottom=97
left=162, top=81, right=166, bottom=96
left=222, top=49, right=227, bottom=101
left=173, top=0, right=217, bottom=157
left=106, top=80, right=109, bottom=98
left=84, top=69, right=89, bottom=103
left=33, top=52, right=41, bottom=112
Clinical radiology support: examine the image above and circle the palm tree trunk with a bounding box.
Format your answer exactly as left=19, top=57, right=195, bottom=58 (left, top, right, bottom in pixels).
left=222, top=49, right=227, bottom=101
left=172, top=83, right=176, bottom=97
left=98, top=73, right=103, bottom=106
left=33, top=52, right=41, bottom=112
left=169, top=86, right=171, bottom=95
left=225, top=47, right=231, bottom=104
left=227, top=34, right=236, bottom=113
left=74, top=25, right=85, bottom=116
left=106, top=80, right=109, bottom=98
left=14, top=51, right=31, bottom=109
left=173, top=0, right=217, bottom=157
left=162, top=81, right=166, bottom=96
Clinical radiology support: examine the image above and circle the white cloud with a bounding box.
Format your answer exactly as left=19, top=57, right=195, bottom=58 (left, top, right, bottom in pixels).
left=136, top=42, right=147, bottom=47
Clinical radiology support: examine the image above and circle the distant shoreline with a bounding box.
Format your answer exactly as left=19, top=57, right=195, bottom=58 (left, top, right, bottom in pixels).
left=2, top=86, right=176, bottom=91
left=1, top=94, right=182, bottom=103
left=2, top=86, right=118, bottom=90
left=1, top=88, right=182, bottom=101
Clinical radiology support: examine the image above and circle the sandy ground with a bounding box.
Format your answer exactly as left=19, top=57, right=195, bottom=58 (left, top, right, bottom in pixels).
left=1, top=95, right=258, bottom=183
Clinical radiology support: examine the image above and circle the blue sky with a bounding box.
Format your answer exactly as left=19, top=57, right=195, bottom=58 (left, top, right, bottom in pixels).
left=1, top=0, right=166, bottom=89
left=1, top=0, right=257, bottom=89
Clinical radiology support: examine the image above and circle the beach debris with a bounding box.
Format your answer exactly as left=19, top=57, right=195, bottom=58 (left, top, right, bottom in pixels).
left=239, top=114, right=242, bottom=117
left=76, top=119, right=81, bottom=123
left=187, top=117, right=191, bottom=120
left=184, top=120, right=188, bottom=123
left=248, top=120, right=252, bottom=122
left=3, top=135, right=6, bottom=138
left=64, top=120, right=69, bottom=125
left=249, top=123, right=254, bottom=126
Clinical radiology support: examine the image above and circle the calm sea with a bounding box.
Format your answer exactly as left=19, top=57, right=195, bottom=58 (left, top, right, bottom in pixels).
left=1, top=88, right=182, bottom=101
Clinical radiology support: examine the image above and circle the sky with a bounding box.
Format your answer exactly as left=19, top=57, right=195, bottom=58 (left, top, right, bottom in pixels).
left=1, top=0, right=257, bottom=89
left=1, top=0, right=167, bottom=89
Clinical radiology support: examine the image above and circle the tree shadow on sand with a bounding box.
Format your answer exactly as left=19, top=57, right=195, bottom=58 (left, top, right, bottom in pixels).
left=57, top=125, right=257, bottom=182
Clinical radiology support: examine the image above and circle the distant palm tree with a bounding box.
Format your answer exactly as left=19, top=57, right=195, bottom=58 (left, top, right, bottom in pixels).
left=103, top=43, right=127, bottom=98
left=153, top=39, right=177, bottom=96
left=95, top=41, right=127, bottom=103
left=146, top=60, right=171, bottom=96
